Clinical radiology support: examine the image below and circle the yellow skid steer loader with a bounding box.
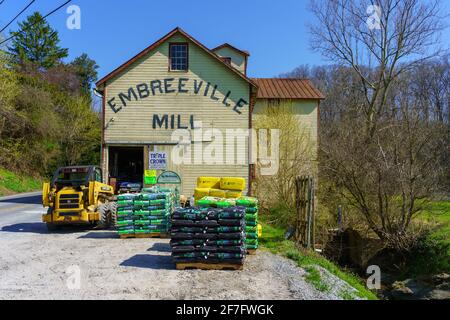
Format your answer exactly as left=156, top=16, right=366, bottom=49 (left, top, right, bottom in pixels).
left=42, top=166, right=117, bottom=231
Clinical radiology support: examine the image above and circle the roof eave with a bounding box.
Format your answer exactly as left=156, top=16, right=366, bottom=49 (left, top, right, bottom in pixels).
left=96, top=27, right=257, bottom=89
left=212, top=43, right=250, bottom=57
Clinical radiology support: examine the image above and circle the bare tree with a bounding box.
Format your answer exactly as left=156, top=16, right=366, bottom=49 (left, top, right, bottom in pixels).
left=309, top=0, right=448, bottom=248
left=253, top=100, right=314, bottom=226
left=310, top=0, right=446, bottom=133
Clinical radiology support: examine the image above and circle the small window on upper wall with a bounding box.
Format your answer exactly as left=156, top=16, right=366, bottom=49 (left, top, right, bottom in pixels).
left=221, top=57, right=232, bottom=65
left=169, top=43, right=188, bottom=71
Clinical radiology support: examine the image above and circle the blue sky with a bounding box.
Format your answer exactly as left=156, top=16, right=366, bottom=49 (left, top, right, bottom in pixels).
left=1, top=0, right=449, bottom=80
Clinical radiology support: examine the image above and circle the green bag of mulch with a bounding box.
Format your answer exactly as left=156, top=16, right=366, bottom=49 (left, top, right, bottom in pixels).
left=118, top=230, right=134, bottom=235
left=246, top=232, right=258, bottom=239
left=245, top=207, right=258, bottom=214
left=212, top=240, right=242, bottom=246
left=246, top=220, right=257, bottom=227
left=117, top=220, right=134, bottom=227
left=236, top=196, right=258, bottom=208
left=117, top=194, right=137, bottom=201
left=216, top=200, right=232, bottom=208
left=117, top=207, right=133, bottom=216
left=197, top=196, right=221, bottom=208
left=245, top=214, right=258, bottom=221
left=134, top=209, right=150, bottom=215
left=246, top=245, right=258, bottom=250
left=209, top=253, right=244, bottom=260
left=150, top=209, right=168, bottom=216
left=117, top=213, right=133, bottom=220
left=135, top=229, right=150, bottom=234
left=147, top=215, right=165, bottom=221
left=245, top=239, right=258, bottom=245
left=117, top=199, right=134, bottom=207
left=246, top=226, right=257, bottom=233
left=174, top=252, right=209, bottom=259
left=218, top=212, right=244, bottom=220
left=117, top=216, right=128, bottom=222
left=134, top=220, right=150, bottom=226
left=149, top=199, right=166, bottom=206
left=142, top=186, right=161, bottom=193
left=118, top=225, right=134, bottom=230
left=216, top=226, right=242, bottom=233
left=149, top=219, right=165, bottom=225
left=133, top=200, right=148, bottom=207
left=140, top=193, right=166, bottom=201
left=148, top=225, right=167, bottom=231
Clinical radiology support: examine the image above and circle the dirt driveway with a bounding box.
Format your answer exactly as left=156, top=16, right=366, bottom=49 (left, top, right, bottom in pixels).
left=0, top=193, right=353, bottom=300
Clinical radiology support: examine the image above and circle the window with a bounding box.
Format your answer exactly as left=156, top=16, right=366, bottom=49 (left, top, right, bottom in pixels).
left=169, top=43, right=188, bottom=71
left=221, top=57, right=232, bottom=65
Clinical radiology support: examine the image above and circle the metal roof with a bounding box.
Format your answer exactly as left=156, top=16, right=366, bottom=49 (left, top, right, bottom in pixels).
left=251, top=78, right=324, bottom=100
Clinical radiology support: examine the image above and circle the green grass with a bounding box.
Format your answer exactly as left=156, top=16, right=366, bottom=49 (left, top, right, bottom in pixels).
left=419, top=201, right=450, bottom=240
left=259, top=220, right=378, bottom=300
left=339, top=289, right=356, bottom=300
left=402, top=201, right=450, bottom=278
left=0, top=168, right=42, bottom=196
left=304, top=266, right=331, bottom=292
left=421, top=201, right=450, bottom=253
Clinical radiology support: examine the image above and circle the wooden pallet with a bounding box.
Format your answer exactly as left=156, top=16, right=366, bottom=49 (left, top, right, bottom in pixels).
left=119, top=233, right=168, bottom=239
left=247, top=249, right=258, bottom=255
left=176, top=262, right=243, bottom=271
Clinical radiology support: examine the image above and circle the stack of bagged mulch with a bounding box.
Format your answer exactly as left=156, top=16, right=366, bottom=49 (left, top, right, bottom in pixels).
left=196, top=196, right=261, bottom=252
left=116, top=194, right=136, bottom=237
left=170, top=206, right=246, bottom=266
left=133, top=191, right=173, bottom=235
left=116, top=188, right=177, bottom=237
left=236, top=197, right=260, bottom=251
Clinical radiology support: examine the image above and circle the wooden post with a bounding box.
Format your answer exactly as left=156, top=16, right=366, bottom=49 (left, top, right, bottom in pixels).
left=337, top=205, right=343, bottom=233
left=309, top=177, right=315, bottom=250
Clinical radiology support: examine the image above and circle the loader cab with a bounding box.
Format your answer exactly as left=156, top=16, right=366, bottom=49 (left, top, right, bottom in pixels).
left=51, top=166, right=102, bottom=191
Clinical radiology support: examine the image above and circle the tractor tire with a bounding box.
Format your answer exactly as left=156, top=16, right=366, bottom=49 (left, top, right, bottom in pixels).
left=46, top=208, right=59, bottom=232
left=98, top=203, right=110, bottom=229
left=109, top=202, right=118, bottom=229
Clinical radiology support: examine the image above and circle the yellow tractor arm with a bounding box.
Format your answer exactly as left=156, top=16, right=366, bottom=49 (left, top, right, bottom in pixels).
left=88, top=181, right=114, bottom=206
left=42, top=182, right=51, bottom=207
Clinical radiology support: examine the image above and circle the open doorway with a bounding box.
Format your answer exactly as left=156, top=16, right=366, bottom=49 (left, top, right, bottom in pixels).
left=108, top=146, right=144, bottom=189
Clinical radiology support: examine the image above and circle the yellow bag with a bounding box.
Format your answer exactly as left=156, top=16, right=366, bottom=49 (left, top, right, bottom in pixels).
left=220, top=177, right=246, bottom=191
left=197, top=177, right=221, bottom=189
left=225, top=190, right=242, bottom=199
left=209, top=189, right=226, bottom=198
left=257, top=224, right=263, bottom=237
left=194, top=188, right=210, bottom=201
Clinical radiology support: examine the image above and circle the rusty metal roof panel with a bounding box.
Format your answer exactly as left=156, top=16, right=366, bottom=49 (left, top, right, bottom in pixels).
left=251, top=78, right=324, bottom=100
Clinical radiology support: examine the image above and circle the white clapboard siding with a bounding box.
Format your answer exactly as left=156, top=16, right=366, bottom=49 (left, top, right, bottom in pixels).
left=103, top=33, right=251, bottom=196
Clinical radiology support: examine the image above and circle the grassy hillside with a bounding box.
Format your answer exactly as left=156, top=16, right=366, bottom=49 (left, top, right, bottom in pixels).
left=259, top=219, right=378, bottom=300
left=0, top=168, right=42, bottom=196
left=420, top=201, right=450, bottom=249
left=402, top=201, right=450, bottom=278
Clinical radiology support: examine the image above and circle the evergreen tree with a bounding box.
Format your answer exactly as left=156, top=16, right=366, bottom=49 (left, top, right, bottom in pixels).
left=71, top=53, right=99, bottom=95
left=8, top=12, right=68, bottom=69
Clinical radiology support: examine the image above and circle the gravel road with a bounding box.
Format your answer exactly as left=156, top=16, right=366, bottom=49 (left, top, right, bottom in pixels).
left=0, top=192, right=358, bottom=300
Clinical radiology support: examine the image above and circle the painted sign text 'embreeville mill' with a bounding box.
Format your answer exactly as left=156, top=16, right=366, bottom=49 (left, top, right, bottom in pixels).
left=107, top=78, right=249, bottom=119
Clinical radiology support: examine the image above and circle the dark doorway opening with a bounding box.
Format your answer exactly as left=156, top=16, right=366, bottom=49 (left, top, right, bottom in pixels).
left=108, top=146, right=144, bottom=188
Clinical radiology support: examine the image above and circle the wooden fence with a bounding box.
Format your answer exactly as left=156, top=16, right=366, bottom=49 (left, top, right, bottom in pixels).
left=295, top=176, right=315, bottom=249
